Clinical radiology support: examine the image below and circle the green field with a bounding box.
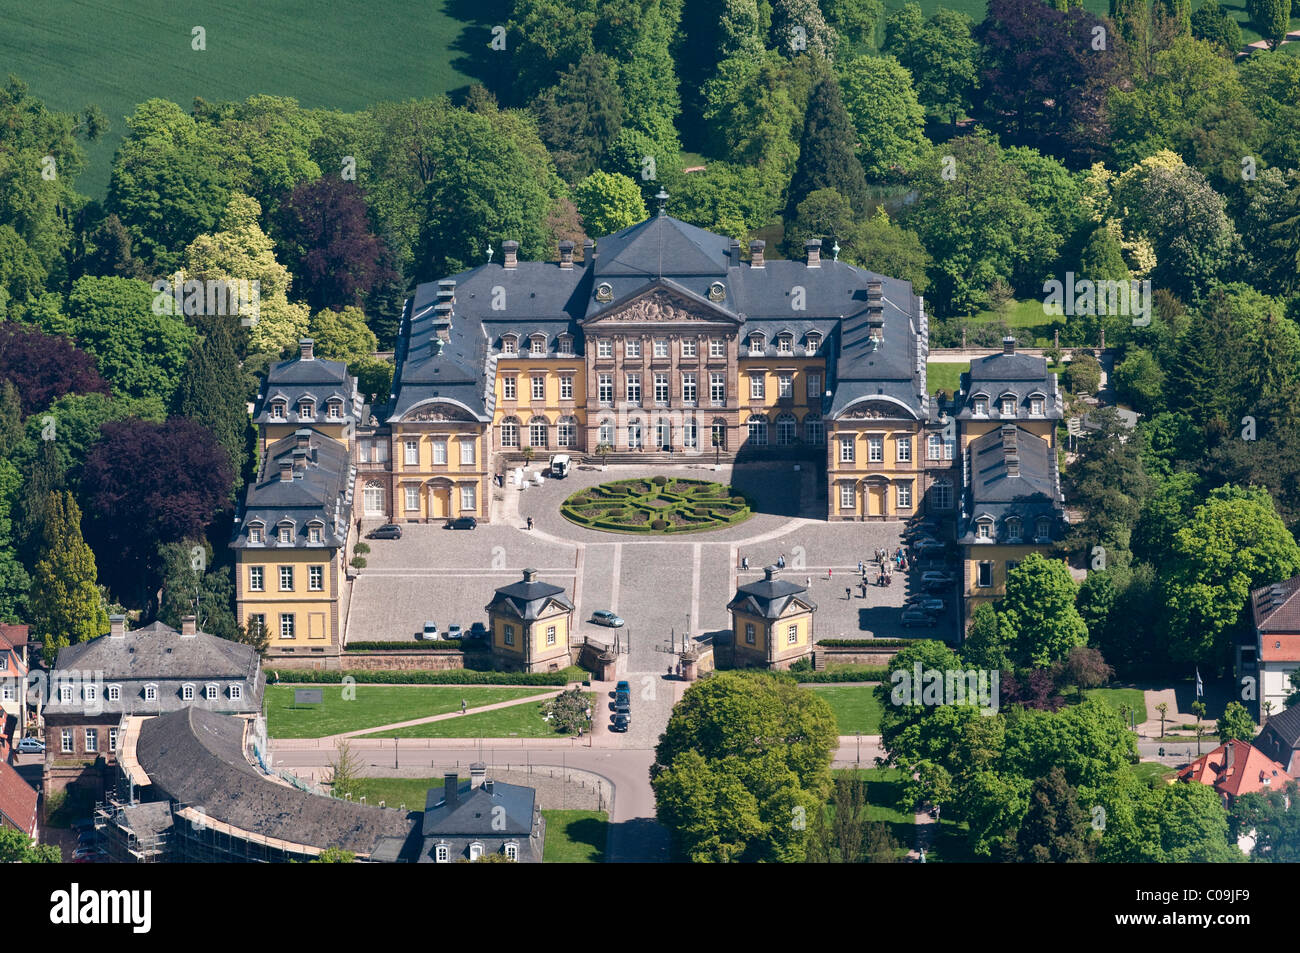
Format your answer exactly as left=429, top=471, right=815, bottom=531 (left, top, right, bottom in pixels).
left=265, top=685, right=547, bottom=738
left=926, top=361, right=968, bottom=396
left=1130, top=762, right=1174, bottom=787
left=541, top=810, right=608, bottom=863
left=1, top=0, right=483, bottom=198
left=812, top=685, right=885, bottom=734
left=1079, top=687, right=1148, bottom=726
left=349, top=776, right=452, bottom=811
left=360, top=692, right=591, bottom=739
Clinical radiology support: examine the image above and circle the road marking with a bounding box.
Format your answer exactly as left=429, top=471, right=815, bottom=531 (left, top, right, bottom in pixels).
left=610, top=543, right=622, bottom=614
left=690, top=543, right=702, bottom=636
left=572, top=543, right=586, bottom=626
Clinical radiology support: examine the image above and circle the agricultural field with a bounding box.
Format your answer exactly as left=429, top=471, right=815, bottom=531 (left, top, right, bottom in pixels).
left=0, top=0, right=487, bottom=197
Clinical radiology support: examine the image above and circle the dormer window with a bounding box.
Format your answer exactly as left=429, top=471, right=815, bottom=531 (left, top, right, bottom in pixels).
left=298, top=399, right=314, bottom=419
left=59, top=684, right=72, bottom=703
left=530, top=335, right=546, bottom=356
left=84, top=684, right=96, bottom=702
left=469, top=842, right=484, bottom=861
left=977, top=520, right=992, bottom=540
left=249, top=524, right=264, bottom=545
left=182, top=684, right=195, bottom=701
left=108, top=685, right=121, bottom=702
left=205, top=683, right=218, bottom=700
left=230, top=684, right=242, bottom=700
left=777, top=334, right=792, bottom=354
left=144, top=684, right=158, bottom=702
left=748, top=335, right=765, bottom=355
left=806, top=334, right=820, bottom=356
left=279, top=525, right=293, bottom=544
left=1036, top=518, right=1052, bottom=541
left=309, top=524, right=323, bottom=544
left=435, top=843, right=450, bottom=863
left=1030, top=396, right=1044, bottom=416
left=504, top=843, right=519, bottom=861
left=973, top=397, right=988, bottom=416
left=1006, top=517, right=1022, bottom=542
left=1000, top=397, right=1016, bottom=417
left=270, top=401, right=286, bottom=420
left=558, top=335, right=573, bottom=356
left=327, top=400, right=342, bottom=419
left=501, top=335, right=518, bottom=355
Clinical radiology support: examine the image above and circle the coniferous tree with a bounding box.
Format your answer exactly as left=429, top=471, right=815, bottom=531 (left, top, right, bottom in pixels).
left=784, top=71, right=870, bottom=221
left=31, top=491, right=107, bottom=662
left=0, top=382, right=23, bottom=457
left=157, top=540, right=238, bottom=641
left=16, top=438, right=65, bottom=570
left=532, top=53, right=625, bottom=183
left=1009, top=768, right=1095, bottom=862
left=174, top=320, right=251, bottom=493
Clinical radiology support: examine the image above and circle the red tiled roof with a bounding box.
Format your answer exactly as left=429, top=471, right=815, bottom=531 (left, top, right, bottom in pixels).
left=0, top=624, right=28, bottom=650
left=1252, top=576, right=1300, bottom=633
left=1260, top=633, right=1300, bottom=663
left=0, top=757, right=37, bottom=838
left=1177, top=739, right=1294, bottom=800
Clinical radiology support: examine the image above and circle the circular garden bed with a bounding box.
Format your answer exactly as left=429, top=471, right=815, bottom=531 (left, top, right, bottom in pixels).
left=561, top=477, right=753, bottom=534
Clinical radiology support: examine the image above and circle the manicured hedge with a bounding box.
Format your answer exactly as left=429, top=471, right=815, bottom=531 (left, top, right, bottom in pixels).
left=345, top=641, right=489, bottom=652
left=816, top=639, right=916, bottom=648
left=562, top=477, right=752, bottom=534
left=789, top=668, right=890, bottom=683
left=268, top=666, right=589, bottom=685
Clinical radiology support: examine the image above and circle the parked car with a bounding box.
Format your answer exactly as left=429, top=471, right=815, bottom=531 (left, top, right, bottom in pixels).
left=615, top=680, right=630, bottom=694
left=420, top=621, right=440, bottom=641
left=466, top=622, right=488, bottom=640
left=904, top=596, right=946, bottom=613
left=912, top=538, right=947, bottom=556
left=921, top=570, right=956, bottom=591
left=613, top=692, right=631, bottom=714
left=901, top=609, right=938, bottom=628
left=445, top=624, right=463, bottom=640
left=445, top=516, right=478, bottom=530
left=612, top=712, right=630, bottom=732
left=591, top=610, right=625, bottom=628
left=367, top=523, right=402, bottom=540
left=72, top=846, right=107, bottom=863
left=16, top=736, right=44, bottom=753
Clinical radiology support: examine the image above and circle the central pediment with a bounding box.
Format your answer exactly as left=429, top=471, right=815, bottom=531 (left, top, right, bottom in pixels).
left=581, top=281, right=743, bottom=328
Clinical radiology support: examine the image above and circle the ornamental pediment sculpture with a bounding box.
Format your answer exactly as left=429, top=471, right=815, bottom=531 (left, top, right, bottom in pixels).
left=404, top=405, right=474, bottom=422
left=840, top=402, right=909, bottom=420
left=599, top=290, right=738, bottom=325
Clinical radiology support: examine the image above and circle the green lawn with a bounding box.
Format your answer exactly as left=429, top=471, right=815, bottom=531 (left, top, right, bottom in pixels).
left=265, top=685, right=547, bottom=738
left=1078, top=687, right=1148, bottom=726
left=348, top=776, right=452, bottom=811
left=541, top=810, right=608, bottom=862
left=812, top=685, right=884, bottom=734
left=1130, top=762, right=1174, bottom=787
left=360, top=692, right=590, bottom=739
left=1, top=0, right=481, bottom=199
left=926, top=361, right=968, bottom=396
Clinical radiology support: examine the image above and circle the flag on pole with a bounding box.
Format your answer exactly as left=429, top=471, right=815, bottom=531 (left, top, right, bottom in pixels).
left=1195, top=667, right=1203, bottom=698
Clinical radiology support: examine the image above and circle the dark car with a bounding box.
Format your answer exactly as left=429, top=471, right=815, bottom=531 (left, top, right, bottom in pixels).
left=912, top=538, right=947, bottom=556
left=445, top=516, right=478, bottom=530
left=467, top=622, right=489, bottom=639
left=612, top=713, right=630, bottom=732
left=921, top=570, right=956, bottom=591
left=615, top=680, right=630, bottom=694
left=613, top=691, right=631, bottom=714
left=901, top=609, right=937, bottom=628
left=904, top=596, right=946, bottom=613
left=367, top=523, right=402, bottom=540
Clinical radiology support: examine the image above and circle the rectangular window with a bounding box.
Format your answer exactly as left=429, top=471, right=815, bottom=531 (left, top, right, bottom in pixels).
left=460, top=439, right=475, bottom=466
left=502, top=337, right=517, bottom=354
left=405, top=439, right=419, bottom=466
left=546, top=626, right=557, bottom=646
left=376, top=441, right=388, bottom=462
left=359, top=441, right=371, bottom=463
left=249, top=566, right=264, bottom=592
left=805, top=418, right=824, bottom=445
left=928, top=434, right=941, bottom=460
left=1031, top=397, right=1044, bottom=415
left=279, top=566, right=293, bottom=591
left=557, top=420, right=574, bottom=447
left=840, top=484, right=854, bottom=509
left=1, top=685, right=15, bottom=702
left=597, top=340, right=612, bottom=358
left=806, top=336, right=819, bottom=356
left=230, top=684, right=242, bottom=700
left=249, top=526, right=264, bottom=544
left=682, top=373, right=697, bottom=404
left=750, top=375, right=765, bottom=400
left=433, top=440, right=447, bottom=465
left=710, top=374, right=725, bottom=404
left=839, top=436, right=855, bottom=463
left=778, top=373, right=792, bottom=398
left=503, top=376, right=516, bottom=400
left=778, top=336, right=792, bottom=354
left=500, top=421, right=518, bottom=447
left=558, top=337, right=573, bottom=357
left=897, top=482, right=912, bottom=508
left=309, top=565, right=324, bottom=591
left=745, top=623, right=755, bottom=645
left=109, top=728, right=119, bottom=752
left=897, top=436, right=912, bottom=462
left=653, top=339, right=669, bottom=358
left=709, top=338, right=725, bottom=359
left=1006, top=560, right=1020, bottom=578
left=530, top=420, right=548, bottom=447
left=598, top=374, right=613, bottom=404
left=504, top=625, right=515, bottom=646
left=461, top=485, right=476, bottom=511
left=626, top=374, right=641, bottom=405
left=85, top=729, right=97, bottom=753
left=684, top=419, right=698, bottom=449
left=681, top=339, right=697, bottom=358
left=530, top=337, right=545, bottom=356
left=654, top=373, right=669, bottom=404
left=868, top=437, right=883, bottom=462
left=973, top=398, right=987, bottom=416
left=932, top=481, right=953, bottom=509
left=309, top=525, right=322, bottom=543
left=711, top=423, right=726, bottom=450
left=248, top=615, right=265, bottom=638
left=787, top=624, right=798, bottom=645
left=280, top=614, right=295, bottom=639
left=978, top=522, right=991, bottom=540
left=61, top=729, right=72, bottom=753
left=977, top=562, right=994, bottom=588
left=559, top=376, right=573, bottom=400
left=405, top=486, right=419, bottom=511
left=84, top=684, right=96, bottom=703
left=182, top=685, right=194, bottom=701
left=625, top=339, right=641, bottom=359
left=532, top=376, right=546, bottom=400
left=145, top=685, right=157, bottom=702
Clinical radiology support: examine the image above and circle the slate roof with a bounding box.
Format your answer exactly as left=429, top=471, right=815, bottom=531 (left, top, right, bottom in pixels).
left=1251, top=576, right=1300, bottom=633
left=421, top=779, right=536, bottom=838
left=727, top=567, right=817, bottom=620
left=135, top=707, right=418, bottom=857
left=45, top=621, right=263, bottom=716
left=232, top=429, right=354, bottom=550
left=959, top=425, right=1066, bottom=544
left=957, top=350, right=1063, bottom=422
left=252, top=344, right=361, bottom=427
left=0, top=757, right=37, bottom=837
left=487, top=570, right=574, bottom=622
left=1256, top=705, right=1300, bottom=774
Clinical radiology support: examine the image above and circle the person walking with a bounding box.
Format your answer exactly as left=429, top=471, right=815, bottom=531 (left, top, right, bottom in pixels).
left=858, top=560, right=864, bottom=575
left=527, top=516, right=534, bottom=531
left=806, top=576, right=812, bottom=588
left=845, top=587, right=851, bottom=600
left=741, top=555, right=749, bottom=570
left=461, top=698, right=467, bottom=714
left=777, top=553, right=786, bottom=569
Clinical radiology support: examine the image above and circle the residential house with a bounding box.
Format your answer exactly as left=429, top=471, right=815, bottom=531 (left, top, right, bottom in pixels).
left=724, top=565, right=817, bottom=670
left=1177, top=738, right=1294, bottom=807
left=1256, top=703, right=1300, bottom=776
left=1243, top=576, right=1300, bottom=715
left=420, top=770, right=544, bottom=863
left=0, top=757, right=38, bottom=843
left=485, top=569, right=575, bottom=673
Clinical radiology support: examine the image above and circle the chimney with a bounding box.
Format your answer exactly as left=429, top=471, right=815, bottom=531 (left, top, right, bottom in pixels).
left=866, top=279, right=885, bottom=345
left=443, top=772, right=459, bottom=808
left=484, top=779, right=495, bottom=795
left=295, top=428, right=311, bottom=451
left=1225, top=742, right=1235, bottom=774
left=805, top=239, right=822, bottom=268
left=181, top=615, right=197, bottom=637
left=436, top=279, right=456, bottom=303
left=279, top=460, right=294, bottom=483
left=749, top=240, right=765, bottom=268
left=299, top=338, right=314, bottom=361
left=559, top=240, right=574, bottom=270
left=1002, top=424, right=1019, bottom=476
left=583, top=238, right=595, bottom=266
left=502, top=240, right=519, bottom=269
left=109, top=615, right=126, bottom=639
left=1003, top=335, right=1015, bottom=355
left=764, top=565, right=779, bottom=581
left=293, top=449, right=308, bottom=472
left=522, top=568, right=537, bottom=584
left=729, top=238, right=741, bottom=266
left=1005, top=453, right=1020, bottom=478
left=470, top=762, right=487, bottom=789
left=430, top=338, right=445, bottom=357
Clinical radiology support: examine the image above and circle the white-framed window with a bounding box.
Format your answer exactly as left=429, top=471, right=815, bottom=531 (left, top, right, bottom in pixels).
left=500, top=419, right=519, bottom=448
left=501, top=336, right=517, bottom=355
left=868, top=437, right=883, bottom=462
left=532, top=376, right=546, bottom=400
left=840, top=483, right=855, bottom=509
left=0, top=685, right=13, bottom=702
left=1031, top=397, right=1045, bottom=415
left=269, top=401, right=286, bottom=420
left=750, top=375, right=765, bottom=400
left=280, top=566, right=294, bottom=591
left=596, top=339, right=612, bottom=358
left=310, top=565, right=324, bottom=590
left=559, top=376, right=573, bottom=400
left=108, top=685, right=121, bottom=702
left=839, top=436, right=855, bottom=463
left=932, top=478, right=953, bottom=509
left=1006, top=517, right=1022, bottom=542
left=436, top=844, right=450, bottom=863
left=653, top=339, right=669, bottom=358
left=405, top=439, right=419, bottom=466
left=654, top=373, right=669, bottom=404
left=973, top=397, right=988, bottom=416
left=461, top=485, right=477, bottom=510
left=365, top=482, right=384, bottom=516
left=806, top=334, right=820, bottom=356
left=557, top=418, right=575, bottom=447
left=682, top=373, right=697, bottom=404
left=804, top=416, right=823, bottom=445
left=625, top=339, right=641, bottom=359
left=745, top=623, right=756, bottom=645
left=205, top=683, right=218, bottom=700
left=897, top=482, right=912, bottom=508
left=626, top=374, right=641, bottom=405
left=897, top=436, right=912, bottom=462
left=1006, top=559, right=1020, bottom=578
left=748, top=335, right=765, bottom=355
left=748, top=415, right=768, bottom=446
left=249, top=566, right=264, bottom=591
left=776, top=415, right=796, bottom=445
left=778, top=335, right=792, bottom=354
left=503, top=376, right=517, bottom=400
left=558, top=336, right=573, bottom=357
left=681, top=339, right=697, bottom=358
left=807, top=373, right=822, bottom=402
left=598, top=374, right=613, bottom=404
left=58, top=684, right=72, bottom=703
left=656, top=418, right=671, bottom=448
left=327, top=400, right=342, bottom=419
left=778, top=373, right=792, bottom=398
left=711, top=422, right=726, bottom=450
left=928, top=434, right=942, bottom=461
left=308, top=524, right=322, bottom=543
left=709, top=338, right=725, bottom=359
left=530, top=336, right=546, bottom=356
left=182, top=684, right=195, bottom=701
left=84, top=684, right=96, bottom=703
left=230, top=684, right=242, bottom=700
left=298, top=400, right=314, bottom=420
left=249, top=525, right=264, bottom=544
left=280, top=614, right=295, bottom=639
left=529, top=418, right=548, bottom=447
left=145, top=684, right=158, bottom=702
left=433, top=439, right=447, bottom=465
left=710, top=373, right=725, bottom=404
left=787, top=623, right=798, bottom=644
left=977, top=562, right=994, bottom=588
left=598, top=419, right=614, bottom=446
left=627, top=419, right=643, bottom=449
left=684, top=418, right=698, bottom=449
left=469, top=843, right=484, bottom=861
left=504, top=624, right=515, bottom=646
left=1001, top=397, right=1016, bottom=417
left=505, top=843, right=519, bottom=861
left=61, top=729, right=72, bottom=752
left=1036, top=518, right=1052, bottom=541
left=977, top=521, right=992, bottom=540
left=109, top=728, right=119, bottom=752
left=278, top=525, right=293, bottom=544
left=460, top=439, right=476, bottom=466
left=546, top=626, right=557, bottom=646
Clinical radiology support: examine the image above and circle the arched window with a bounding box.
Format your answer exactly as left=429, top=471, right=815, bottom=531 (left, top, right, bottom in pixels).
left=747, top=414, right=768, bottom=447
left=1005, top=517, right=1023, bottom=542
left=597, top=418, right=614, bottom=447
left=363, top=481, right=385, bottom=516
left=499, top=416, right=520, bottom=448
left=656, top=417, right=671, bottom=450
left=529, top=416, right=549, bottom=448
left=748, top=333, right=766, bottom=355
left=775, top=413, right=797, bottom=446
left=803, top=414, right=823, bottom=445
left=711, top=419, right=727, bottom=450
left=501, top=334, right=518, bottom=354
left=556, top=415, right=577, bottom=448
left=931, top=477, right=953, bottom=509
left=627, top=417, right=643, bottom=450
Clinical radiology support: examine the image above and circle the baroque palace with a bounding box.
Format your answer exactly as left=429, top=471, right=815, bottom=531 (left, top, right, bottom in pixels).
left=231, top=199, right=1067, bottom=660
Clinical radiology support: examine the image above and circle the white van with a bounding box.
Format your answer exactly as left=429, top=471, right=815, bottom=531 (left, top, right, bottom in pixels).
left=549, top=454, right=570, bottom=478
